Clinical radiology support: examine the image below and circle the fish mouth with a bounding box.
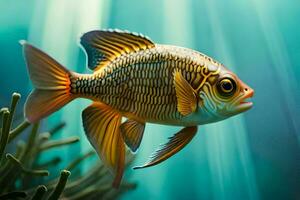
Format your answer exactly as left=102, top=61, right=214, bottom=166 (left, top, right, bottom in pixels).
left=234, top=90, right=254, bottom=113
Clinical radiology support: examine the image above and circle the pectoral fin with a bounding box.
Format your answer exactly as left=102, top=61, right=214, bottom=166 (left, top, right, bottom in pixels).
left=120, top=119, right=145, bottom=153
left=133, top=126, right=197, bottom=169
left=173, top=70, right=197, bottom=116
left=82, top=102, right=124, bottom=188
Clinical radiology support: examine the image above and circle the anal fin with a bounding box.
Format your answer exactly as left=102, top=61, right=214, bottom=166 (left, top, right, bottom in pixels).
left=82, top=102, right=124, bottom=188
left=134, top=126, right=197, bottom=169
left=120, top=119, right=145, bottom=153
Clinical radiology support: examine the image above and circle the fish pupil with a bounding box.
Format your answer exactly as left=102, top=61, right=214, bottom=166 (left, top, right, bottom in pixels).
left=222, top=81, right=232, bottom=91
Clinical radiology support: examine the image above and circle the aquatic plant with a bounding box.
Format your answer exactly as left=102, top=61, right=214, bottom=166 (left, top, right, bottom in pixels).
left=0, top=93, right=136, bottom=199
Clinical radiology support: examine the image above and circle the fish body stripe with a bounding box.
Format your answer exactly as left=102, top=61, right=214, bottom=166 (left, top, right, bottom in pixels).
left=71, top=44, right=222, bottom=123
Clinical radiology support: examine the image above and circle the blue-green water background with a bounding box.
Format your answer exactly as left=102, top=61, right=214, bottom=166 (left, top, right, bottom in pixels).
left=1, top=0, right=300, bottom=199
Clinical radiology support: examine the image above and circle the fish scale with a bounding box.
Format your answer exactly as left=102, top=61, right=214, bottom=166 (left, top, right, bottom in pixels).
left=71, top=45, right=221, bottom=123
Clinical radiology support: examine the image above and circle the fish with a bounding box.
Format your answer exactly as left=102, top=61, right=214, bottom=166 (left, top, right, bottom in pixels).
left=21, top=29, right=254, bottom=187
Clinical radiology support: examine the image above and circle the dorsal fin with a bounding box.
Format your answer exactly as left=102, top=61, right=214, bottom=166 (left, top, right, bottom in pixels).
left=80, top=29, right=155, bottom=71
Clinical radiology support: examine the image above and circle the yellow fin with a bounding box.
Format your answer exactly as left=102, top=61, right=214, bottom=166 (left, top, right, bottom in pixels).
left=173, top=70, right=197, bottom=116
left=21, top=41, right=74, bottom=123
left=80, top=29, right=155, bottom=71
left=134, top=126, right=197, bottom=169
left=82, top=102, right=124, bottom=188
left=25, top=90, right=74, bottom=123
left=120, top=119, right=145, bottom=153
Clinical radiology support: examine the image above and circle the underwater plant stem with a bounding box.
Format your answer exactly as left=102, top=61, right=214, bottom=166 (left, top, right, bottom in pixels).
left=0, top=93, right=21, bottom=153
left=0, top=191, right=27, bottom=199
left=8, top=120, right=31, bottom=143
left=0, top=123, right=40, bottom=192
left=48, top=122, right=66, bottom=135
left=7, top=93, right=21, bottom=127
left=108, top=182, right=137, bottom=199
left=15, top=141, right=26, bottom=159
left=0, top=107, right=8, bottom=119
left=0, top=92, right=137, bottom=198
left=6, top=154, right=49, bottom=176
left=39, top=137, right=79, bottom=151
left=24, top=123, right=39, bottom=156
left=0, top=109, right=10, bottom=163
left=38, top=132, right=51, bottom=143
left=30, top=185, right=47, bottom=200
left=0, top=143, right=21, bottom=192
left=66, top=150, right=95, bottom=171
left=63, top=165, right=104, bottom=194
left=68, top=184, right=111, bottom=200
left=0, top=141, right=25, bottom=173
left=35, top=157, right=61, bottom=169
left=48, top=170, right=71, bottom=200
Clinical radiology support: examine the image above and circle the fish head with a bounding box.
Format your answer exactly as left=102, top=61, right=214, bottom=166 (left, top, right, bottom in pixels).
left=198, top=66, right=254, bottom=122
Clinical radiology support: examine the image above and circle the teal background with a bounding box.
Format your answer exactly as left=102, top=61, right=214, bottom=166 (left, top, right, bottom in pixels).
left=1, top=0, right=300, bottom=199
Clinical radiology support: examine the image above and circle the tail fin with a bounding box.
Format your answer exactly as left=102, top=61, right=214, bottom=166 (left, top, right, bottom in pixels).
left=21, top=41, right=75, bottom=123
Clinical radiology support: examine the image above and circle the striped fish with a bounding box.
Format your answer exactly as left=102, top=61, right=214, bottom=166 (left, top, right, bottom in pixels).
left=21, top=29, right=254, bottom=187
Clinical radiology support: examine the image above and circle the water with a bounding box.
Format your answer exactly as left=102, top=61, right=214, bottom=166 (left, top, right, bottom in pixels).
left=1, top=0, right=299, bottom=199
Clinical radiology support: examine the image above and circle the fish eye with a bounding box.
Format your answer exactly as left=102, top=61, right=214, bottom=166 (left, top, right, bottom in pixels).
left=217, top=78, right=236, bottom=97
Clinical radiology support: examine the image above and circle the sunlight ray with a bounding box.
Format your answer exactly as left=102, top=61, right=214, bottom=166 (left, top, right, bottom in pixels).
left=28, top=0, right=110, bottom=169
left=203, top=0, right=260, bottom=199
left=251, top=0, right=300, bottom=143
